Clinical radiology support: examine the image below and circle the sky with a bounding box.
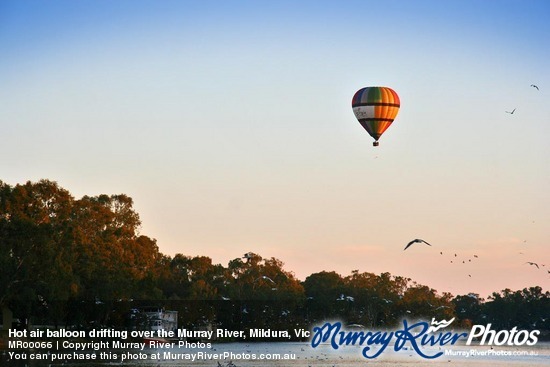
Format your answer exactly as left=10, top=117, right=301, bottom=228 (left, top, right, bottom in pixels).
left=1, top=0, right=549, bottom=298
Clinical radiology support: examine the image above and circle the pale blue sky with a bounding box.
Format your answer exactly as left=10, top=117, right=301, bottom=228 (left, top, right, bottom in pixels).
left=1, top=0, right=549, bottom=297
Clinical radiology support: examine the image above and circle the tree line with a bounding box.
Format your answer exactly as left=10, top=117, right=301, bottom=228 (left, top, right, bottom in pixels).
left=1, top=180, right=548, bottom=336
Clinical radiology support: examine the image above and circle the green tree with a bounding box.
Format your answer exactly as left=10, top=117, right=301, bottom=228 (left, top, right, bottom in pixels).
left=0, top=180, right=163, bottom=327
left=401, top=283, right=453, bottom=320
left=303, top=271, right=345, bottom=322
left=0, top=180, right=75, bottom=326
left=453, top=293, right=483, bottom=327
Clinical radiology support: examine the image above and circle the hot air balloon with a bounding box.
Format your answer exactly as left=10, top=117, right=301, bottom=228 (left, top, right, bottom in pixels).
left=352, top=86, right=400, bottom=146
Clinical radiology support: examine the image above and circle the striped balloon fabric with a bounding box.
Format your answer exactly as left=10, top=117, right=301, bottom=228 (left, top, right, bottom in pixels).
left=352, top=87, right=400, bottom=146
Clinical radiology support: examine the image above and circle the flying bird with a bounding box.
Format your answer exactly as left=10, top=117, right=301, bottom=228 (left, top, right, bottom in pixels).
left=404, top=238, right=432, bottom=250
left=525, top=262, right=539, bottom=269
left=505, top=108, right=516, bottom=114
left=531, top=84, right=539, bottom=90
left=255, top=275, right=276, bottom=284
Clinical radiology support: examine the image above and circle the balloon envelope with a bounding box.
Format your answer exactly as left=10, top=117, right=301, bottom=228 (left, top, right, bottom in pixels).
left=352, top=87, right=400, bottom=145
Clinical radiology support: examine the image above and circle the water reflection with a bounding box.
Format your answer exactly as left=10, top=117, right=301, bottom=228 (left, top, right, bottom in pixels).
left=2, top=341, right=550, bottom=367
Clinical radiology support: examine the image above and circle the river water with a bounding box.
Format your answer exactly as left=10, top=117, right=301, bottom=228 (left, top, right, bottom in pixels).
left=2, top=341, right=549, bottom=366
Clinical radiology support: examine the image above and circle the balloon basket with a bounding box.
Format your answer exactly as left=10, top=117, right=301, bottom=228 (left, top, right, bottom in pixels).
left=373, top=141, right=379, bottom=147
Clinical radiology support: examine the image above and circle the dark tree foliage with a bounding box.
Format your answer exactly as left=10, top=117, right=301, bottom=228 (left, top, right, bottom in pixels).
left=0, top=180, right=547, bottom=336
left=0, top=180, right=162, bottom=327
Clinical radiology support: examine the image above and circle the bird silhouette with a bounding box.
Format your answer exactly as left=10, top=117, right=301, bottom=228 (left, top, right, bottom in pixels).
left=255, top=275, right=276, bottom=284
left=525, top=262, right=539, bottom=269
left=505, top=108, right=516, bottom=114
left=404, top=238, right=432, bottom=250
left=531, top=84, right=539, bottom=90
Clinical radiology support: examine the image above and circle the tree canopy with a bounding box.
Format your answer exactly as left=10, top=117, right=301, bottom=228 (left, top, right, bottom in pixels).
left=1, top=180, right=547, bottom=335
